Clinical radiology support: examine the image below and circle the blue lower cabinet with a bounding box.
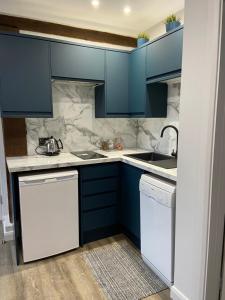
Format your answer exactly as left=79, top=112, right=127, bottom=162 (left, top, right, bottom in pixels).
left=83, top=207, right=118, bottom=231
left=120, top=164, right=145, bottom=248
left=82, top=178, right=119, bottom=196
left=0, top=34, right=52, bottom=117
left=79, top=163, right=120, bottom=244
left=79, top=163, right=146, bottom=247
left=80, top=163, right=119, bottom=180
left=82, top=192, right=118, bottom=211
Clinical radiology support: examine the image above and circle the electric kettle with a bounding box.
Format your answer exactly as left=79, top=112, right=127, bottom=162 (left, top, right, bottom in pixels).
left=35, top=136, right=63, bottom=156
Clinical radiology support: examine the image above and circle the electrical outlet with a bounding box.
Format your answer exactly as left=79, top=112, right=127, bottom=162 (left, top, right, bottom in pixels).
left=39, top=137, right=49, bottom=146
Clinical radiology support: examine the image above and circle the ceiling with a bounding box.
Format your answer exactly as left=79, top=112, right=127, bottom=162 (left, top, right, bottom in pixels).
left=0, top=0, right=185, bottom=37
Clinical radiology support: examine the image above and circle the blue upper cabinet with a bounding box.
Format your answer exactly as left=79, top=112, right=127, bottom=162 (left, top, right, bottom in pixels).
left=0, top=34, right=52, bottom=117
left=129, top=47, right=146, bottom=115
left=51, top=42, right=105, bottom=81
left=129, top=46, right=167, bottom=118
left=105, top=50, right=129, bottom=115
left=146, top=27, right=183, bottom=79
left=95, top=50, right=129, bottom=117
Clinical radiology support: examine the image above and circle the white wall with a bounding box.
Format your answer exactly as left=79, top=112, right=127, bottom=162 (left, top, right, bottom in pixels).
left=146, top=9, right=184, bottom=40
left=204, top=2, right=225, bottom=299
left=171, top=0, right=223, bottom=299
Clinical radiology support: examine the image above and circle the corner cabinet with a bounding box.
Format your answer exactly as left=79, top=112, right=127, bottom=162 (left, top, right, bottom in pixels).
left=146, top=27, right=183, bottom=79
left=95, top=50, right=129, bottom=117
left=0, top=34, right=52, bottom=117
left=50, top=42, right=105, bottom=81
left=120, top=164, right=145, bottom=248
left=129, top=46, right=168, bottom=118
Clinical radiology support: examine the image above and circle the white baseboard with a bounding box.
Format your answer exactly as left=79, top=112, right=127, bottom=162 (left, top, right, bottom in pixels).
left=2, top=218, right=14, bottom=241
left=171, top=286, right=189, bottom=300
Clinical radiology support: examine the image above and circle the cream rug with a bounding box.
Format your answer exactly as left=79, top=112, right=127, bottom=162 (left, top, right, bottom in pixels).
left=83, top=239, right=167, bottom=300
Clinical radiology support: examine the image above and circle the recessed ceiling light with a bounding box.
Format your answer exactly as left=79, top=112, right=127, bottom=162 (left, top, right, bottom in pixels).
left=124, top=5, right=131, bottom=15
left=91, top=0, right=99, bottom=8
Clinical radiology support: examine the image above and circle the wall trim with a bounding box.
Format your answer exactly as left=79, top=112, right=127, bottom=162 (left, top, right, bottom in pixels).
left=171, top=286, right=189, bottom=300
left=2, top=217, right=13, bottom=241
left=0, top=14, right=136, bottom=47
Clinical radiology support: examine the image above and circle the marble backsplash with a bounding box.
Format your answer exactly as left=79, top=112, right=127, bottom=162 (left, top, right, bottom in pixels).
left=136, top=81, right=180, bottom=154
left=26, top=80, right=180, bottom=155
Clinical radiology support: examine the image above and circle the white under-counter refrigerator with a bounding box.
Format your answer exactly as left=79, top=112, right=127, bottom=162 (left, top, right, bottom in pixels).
left=19, top=170, right=79, bottom=262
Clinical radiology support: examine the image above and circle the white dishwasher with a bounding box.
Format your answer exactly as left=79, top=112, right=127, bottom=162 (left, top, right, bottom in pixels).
left=140, top=174, right=176, bottom=286
left=19, top=170, right=79, bottom=262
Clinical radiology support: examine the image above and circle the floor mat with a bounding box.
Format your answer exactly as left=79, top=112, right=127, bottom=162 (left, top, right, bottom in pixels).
left=83, top=239, right=168, bottom=300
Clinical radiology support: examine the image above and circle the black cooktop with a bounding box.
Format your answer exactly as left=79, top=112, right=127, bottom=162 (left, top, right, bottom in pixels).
left=71, top=151, right=107, bottom=160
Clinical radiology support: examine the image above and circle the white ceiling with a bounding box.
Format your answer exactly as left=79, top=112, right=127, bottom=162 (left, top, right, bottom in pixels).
left=0, top=0, right=185, bottom=37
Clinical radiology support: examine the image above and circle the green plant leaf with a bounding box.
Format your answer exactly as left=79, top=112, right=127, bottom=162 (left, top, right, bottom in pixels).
left=137, top=32, right=150, bottom=40
left=165, top=14, right=180, bottom=24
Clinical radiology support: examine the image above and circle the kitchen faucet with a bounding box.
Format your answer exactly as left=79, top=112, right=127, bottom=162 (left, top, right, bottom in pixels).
left=160, top=125, right=179, bottom=158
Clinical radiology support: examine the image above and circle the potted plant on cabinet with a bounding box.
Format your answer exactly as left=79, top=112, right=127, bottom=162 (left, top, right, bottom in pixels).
left=165, top=14, right=181, bottom=32
left=137, top=32, right=150, bottom=47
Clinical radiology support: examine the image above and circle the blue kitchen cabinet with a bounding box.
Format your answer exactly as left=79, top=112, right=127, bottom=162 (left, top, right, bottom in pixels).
left=105, top=51, right=129, bottom=114
left=146, top=82, right=168, bottom=117
left=120, top=164, right=145, bottom=248
left=79, top=163, right=120, bottom=244
left=0, top=34, right=52, bottom=117
left=50, top=42, right=105, bottom=81
left=129, top=46, right=168, bottom=118
left=129, top=47, right=146, bottom=115
left=95, top=50, right=129, bottom=117
left=146, top=27, right=183, bottom=79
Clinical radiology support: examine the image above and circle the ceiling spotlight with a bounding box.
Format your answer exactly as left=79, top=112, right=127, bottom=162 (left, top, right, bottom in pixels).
left=124, top=5, right=131, bottom=15
left=91, top=0, right=99, bottom=8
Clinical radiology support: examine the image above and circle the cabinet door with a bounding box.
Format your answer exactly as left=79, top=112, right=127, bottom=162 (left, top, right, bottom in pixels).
left=120, top=164, right=145, bottom=248
left=129, top=47, right=146, bottom=115
left=79, top=163, right=120, bottom=244
left=0, top=35, right=52, bottom=117
left=146, top=28, right=183, bottom=79
left=105, top=51, right=129, bottom=114
left=146, top=82, right=168, bottom=117
left=51, top=42, right=105, bottom=81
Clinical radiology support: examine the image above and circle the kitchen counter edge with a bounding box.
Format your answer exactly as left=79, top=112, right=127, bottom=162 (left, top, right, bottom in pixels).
left=6, top=150, right=177, bottom=182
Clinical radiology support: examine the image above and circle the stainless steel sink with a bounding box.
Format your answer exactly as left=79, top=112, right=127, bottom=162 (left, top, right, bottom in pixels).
left=124, top=152, right=177, bottom=169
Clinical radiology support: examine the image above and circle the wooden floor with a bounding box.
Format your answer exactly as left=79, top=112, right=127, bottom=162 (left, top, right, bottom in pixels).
left=0, top=227, right=170, bottom=300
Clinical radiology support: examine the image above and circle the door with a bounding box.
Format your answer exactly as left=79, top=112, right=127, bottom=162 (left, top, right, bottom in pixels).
left=146, top=28, right=183, bottom=79
left=0, top=34, right=52, bottom=117
left=51, top=42, right=105, bottom=80
left=105, top=51, right=129, bottom=114
left=129, top=47, right=146, bottom=115
left=120, top=164, right=144, bottom=247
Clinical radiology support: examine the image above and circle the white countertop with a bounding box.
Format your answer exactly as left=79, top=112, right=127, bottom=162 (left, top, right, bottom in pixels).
left=6, top=149, right=177, bottom=182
